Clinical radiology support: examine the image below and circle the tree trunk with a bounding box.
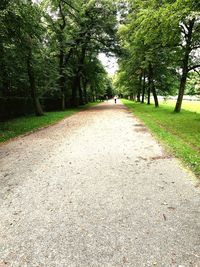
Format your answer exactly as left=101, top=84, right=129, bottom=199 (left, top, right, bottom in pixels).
left=72, top=75, right=79, bottom=107
left=58, top=3, right=67, bottom=110
left=0, top=43, right=10, bottom=97
left=78, top=76, right=84, bottom=105
left=174, top=63, right=188, bottom=112
left=149, top=63, right=159, bottom=107
left=59, top=48, right=66, bottom=110
left=174, top=19, right=195, bottom=112
left=141, top=71, right=146, bottom=103
left=136, top=72, right=142, bottom=102
left=72, top=46, right=86, bottom=106
left=83, top=80, right=88, bottom=104
left=27, top=41, right=43, bottom=116
left=147, top=72, right=151, bottom=105
left=152, top=81, right=159, bottom=107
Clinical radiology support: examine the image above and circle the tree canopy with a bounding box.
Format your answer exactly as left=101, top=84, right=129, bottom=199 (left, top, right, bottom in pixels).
left=115, top=0, right=200, bottom=111
left=0, top=0, right=200, bottom=118
left=0, top=0, right=118, bottom=116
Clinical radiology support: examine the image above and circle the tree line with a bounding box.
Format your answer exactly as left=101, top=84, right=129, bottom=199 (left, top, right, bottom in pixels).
left=0, top=0, right=118, bottom=117
left=115, top=0, right=200, bottom=112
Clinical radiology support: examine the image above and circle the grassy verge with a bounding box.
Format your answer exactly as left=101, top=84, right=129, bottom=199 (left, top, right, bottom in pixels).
left=122, top=99, right=200, bottom=176
left=0, top=102, right=98, bottom=143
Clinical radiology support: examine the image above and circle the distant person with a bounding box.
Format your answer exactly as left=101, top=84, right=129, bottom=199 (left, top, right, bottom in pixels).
left=114, top=95, right=117, bottom=104
left=106, top=96, right=108, bottom=101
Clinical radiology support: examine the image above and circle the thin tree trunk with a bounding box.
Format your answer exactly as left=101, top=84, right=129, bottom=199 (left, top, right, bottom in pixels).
left=137, top=72, right=142, bottom=102
left=78, top=76, right=84, bottom=105
left=72, top=76, right=79, bottom=107
left=152, top=81, right=159, bottom=107
left=83, top=80, right=88, bottom=103
left=72, top=46, right=86, bottom=106
left=147, top=72, right=151, bottom=105
left=174, top=19, right=195, bottom=112
left=27, top=40, right=43, bottom=116
left=58, top=3, right=67, bottom=110
left=149, top=63, right=159, bottom=107
left=59, top=48, right=66, bottom=110
left=141, top=71, right=146, bottom=103
left=0, top=43, right=10, bottom=97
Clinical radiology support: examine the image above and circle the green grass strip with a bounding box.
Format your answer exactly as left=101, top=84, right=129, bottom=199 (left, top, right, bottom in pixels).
left=122, top=99, right=200, bottom=176
left=0, top=102, right=98, bottom=143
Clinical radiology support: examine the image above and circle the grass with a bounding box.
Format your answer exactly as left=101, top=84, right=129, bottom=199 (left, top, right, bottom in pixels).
left=0, top=102, right=97, bottom=143
left=162, top=99, right=200, bottom=113
left=122, top=99, right=200, bottom=176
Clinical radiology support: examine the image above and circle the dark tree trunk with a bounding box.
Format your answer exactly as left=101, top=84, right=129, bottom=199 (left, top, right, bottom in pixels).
left=78, top=76, right=84, bottom=105
left=72, top=46, right=86, bottom=106
left=174, top=19, right=195, bottom=112
left=136, top=72, right=142, bottom=102
left=174, top=70, right=188, bottom=112
left=58, top=3, right=68, bottom=110
left=147, top=72, right=151, bottom=105
left=152, top=81, right=159, bottom=107
left=141, top=71, right=146, bottom=103
left=59, top=48, right=66, bottom=110
left=149, top=63, right=159, bottom=107
left=83, top=80, right=88, bottom=104
left=27, top=41, right=43, bottom=116
left=72, top=76, right=79, bottom=107
left=0, top=44, right=10, bottom=96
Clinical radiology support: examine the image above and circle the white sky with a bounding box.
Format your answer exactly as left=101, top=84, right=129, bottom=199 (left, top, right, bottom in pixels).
left=99, top=53, right=118, bottom=75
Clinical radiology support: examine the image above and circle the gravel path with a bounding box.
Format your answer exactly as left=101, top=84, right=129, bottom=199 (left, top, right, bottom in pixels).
left=0, top=101, right=200, bottom=267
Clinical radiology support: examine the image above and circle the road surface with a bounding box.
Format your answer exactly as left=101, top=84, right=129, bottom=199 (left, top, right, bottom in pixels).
left=0, top=101, right=200, bottom=267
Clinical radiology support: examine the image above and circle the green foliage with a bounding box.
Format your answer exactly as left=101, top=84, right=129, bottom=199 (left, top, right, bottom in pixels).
left=0, top=0, right=118, bottom=115
left=116, top=0, right=200, bottom=110
left=185, top=72, right=200, bottom=96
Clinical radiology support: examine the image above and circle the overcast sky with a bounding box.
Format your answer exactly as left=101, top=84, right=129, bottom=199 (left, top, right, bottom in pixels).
left=99, top=53, right=118, bottom=75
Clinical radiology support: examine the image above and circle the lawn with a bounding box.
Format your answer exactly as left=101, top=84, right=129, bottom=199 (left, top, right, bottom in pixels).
left=0, top=103, right=97, bottom=143
left=162, top=99, right=200, bottom=113
left=122, top=99, right=200, bottom=176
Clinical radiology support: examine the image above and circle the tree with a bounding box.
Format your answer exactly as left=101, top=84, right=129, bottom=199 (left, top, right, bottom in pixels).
left=115, top=0, right=200, bottom=112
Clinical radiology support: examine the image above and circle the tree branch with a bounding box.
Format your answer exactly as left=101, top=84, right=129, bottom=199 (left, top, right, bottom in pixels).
left=194, top=69, right=200, bottom=76
left=180, top=24, right=188, bottom=36
left=188, top=65, right=200, bottom=72
left=61, top=0, right=79, bottom=13
left=58, top=2, right=66, bottom=30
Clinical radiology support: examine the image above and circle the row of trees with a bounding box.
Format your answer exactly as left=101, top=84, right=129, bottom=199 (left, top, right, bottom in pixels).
left=115, top=0, right=200, bottom=112
left=0, top=0, right=118, bottom=116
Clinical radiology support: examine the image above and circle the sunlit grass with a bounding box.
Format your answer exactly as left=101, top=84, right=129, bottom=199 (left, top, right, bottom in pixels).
left=122, top=99, right=200, bottom=176
left=161, top=99, right=200, bottom=113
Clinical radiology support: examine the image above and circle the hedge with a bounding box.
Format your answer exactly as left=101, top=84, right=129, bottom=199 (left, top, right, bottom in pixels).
left=0, top=97, right=64, bottom=120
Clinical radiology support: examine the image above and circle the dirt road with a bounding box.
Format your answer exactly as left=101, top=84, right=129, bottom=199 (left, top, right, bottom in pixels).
left=0, top=101, right=199, bottom=267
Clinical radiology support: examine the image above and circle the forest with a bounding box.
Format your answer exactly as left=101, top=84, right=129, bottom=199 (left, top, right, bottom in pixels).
left=0, top=0, right=117, bottom=119
left=0, top=0, right=200, bottom=119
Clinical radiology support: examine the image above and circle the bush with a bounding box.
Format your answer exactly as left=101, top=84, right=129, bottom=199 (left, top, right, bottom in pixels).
left=0, top=97, right=35, bottom=120
left=0, top=97, right=64, bottom=120
left=41, top=97, right=62, bottom=111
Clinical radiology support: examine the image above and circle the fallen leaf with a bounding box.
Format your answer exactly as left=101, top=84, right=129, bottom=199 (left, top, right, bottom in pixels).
left=167, top=207, right=176, bottom=211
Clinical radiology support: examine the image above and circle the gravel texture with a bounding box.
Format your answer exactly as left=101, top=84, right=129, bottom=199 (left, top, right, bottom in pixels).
left=0, top=100, right=200, bottom=267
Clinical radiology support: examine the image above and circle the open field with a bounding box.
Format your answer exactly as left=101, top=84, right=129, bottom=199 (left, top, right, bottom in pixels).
left=122, top=99, right=200, bottom=176
left=161, top=99, right=200, bottom=113
left=0, top=103, right=97, bottom=143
